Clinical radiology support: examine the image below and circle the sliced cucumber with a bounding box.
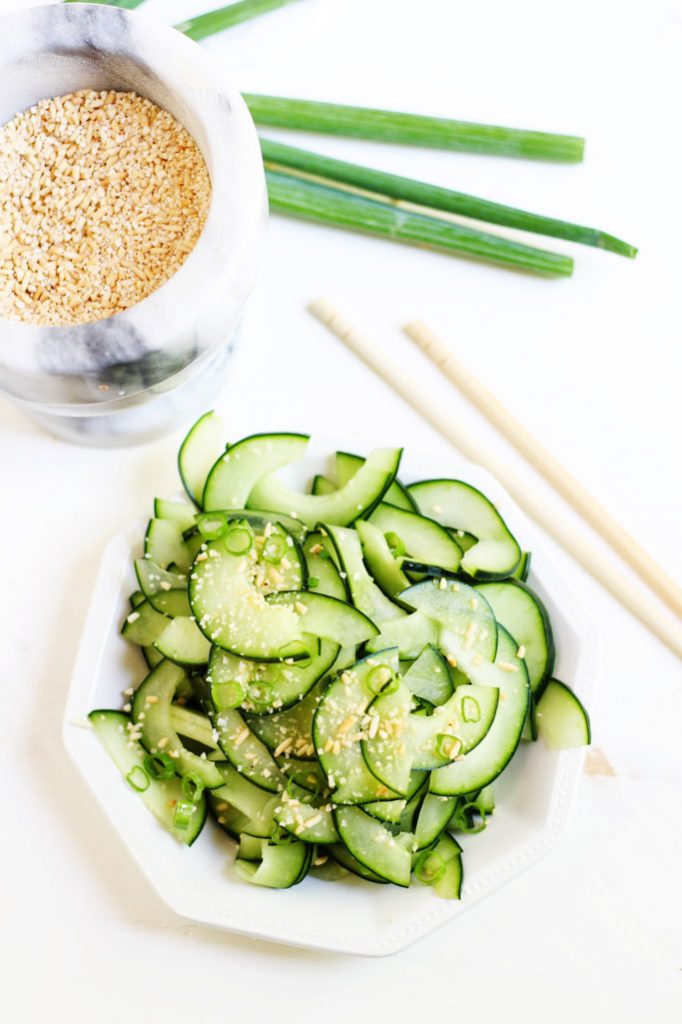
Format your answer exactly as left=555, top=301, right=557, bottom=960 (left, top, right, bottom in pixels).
left=129, top=590, right=146, bottom=609
left=275, top=790, right=339, bottom=845
left=169, top=705, right=217, bottom=750
left=335, top=450, right=416, bottom=512
left=408, top=479, right=521, bottom=580
left=154, top=616, right=211, bottom=666
left=131, top=660, right=223, bottom=789
left=234, top=839, right=312, bottom=888
left=203, top=433, right=309, bottom=512
left=313, top=650, right=401, bottom=805
left=178, top=411, right=224, bottom=507
left=135, top=559, right=191, bottom=618
left=153, top=497, right=197, bottom=533
left=364, top=769, right=426, bottom=824
left=410, top=684, right=499, bottom=770
left=414, top=832, right=462, bottom=899
left=414, top=794, right=458, bottom=851
left=368, top=503, right=462, bottom=573
left=247, top=447, right=402, bottom=527
left=429, top=628, right=530, bottom=795
left=210, top=761, right=279, bottom=837
left=361, top=679, right=415, bottom=795
left=244, top=681, right=324, bottom=756
left=304, top=531, right=348, bottom=601
left=401, top=578, right=498, bottom=661
left=535, top=679, right=591, bottom=749
left=144, top=518, right=192, bottom=573
left=121, top=599, right=170, bottom=647
left=366, top=611, right=439, bottom=659
left=334, top=806, right=413, bottom=887
left=512, top=551, right=531, bottom=582
left=266, top=591, right=379, bottom=648
left=89, top=710, right=206, bottom=845
left=355, top=519, right=410, bottom=602
left=311, top=474, right=336, bottom=496
left=475, top=579, right=555, bottom=693
left=325, top=524, right=405, bottom=624
left=208, top=639, right=338, bottom=714
left=211, top=706, right=286, bottom=792
left=403, top=644, right=453, bottom=705
left=328, top=843, right=388, bottom=884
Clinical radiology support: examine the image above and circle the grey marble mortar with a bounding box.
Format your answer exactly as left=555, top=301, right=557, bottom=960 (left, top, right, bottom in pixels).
left=0, top=3, right=267, bottom=444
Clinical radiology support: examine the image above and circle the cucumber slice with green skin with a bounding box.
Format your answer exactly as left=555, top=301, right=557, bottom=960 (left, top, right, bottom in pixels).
left=169, top=705, right=217, bottom=750
left=368, top=503, right=463, bottom=573
left=276, top=756, right=328, bottom=795
left=185, top=531, right=205, bottom=562
left=311, top=474, right=336, bottom=496
left=237, top=833, right=266, bottom=861
left=266, top=591, right=379, bottom=649
left=535, top=679, right=591, bottom=749
left=244, top=681, right=324, bottom=757
left=361, top=680, right=415, bottom=795
left=311, top=857, right=349, bottom=881
left=154, top=498, right=197, bottom=534
left=203, top=433, right=309, bottom=512
left=154, top=616, right=212, bottom=666
left=475, top=580, right=555, bottom=693
left=135, top=559, right=191, bottom=618
left=325, top=524, right=406, bottom=624
left=178, top=411, right=225, bottom=508
left=195, top=508, right=307, bottom=544
left=275, top=790, right=339, bottom=845
left=129, top=590, right=146, bottom=609
left=363, top=769, right=427, bottom=824
left=476, top=784, right=495, bottom=814
left=209, top=796, right=251, bottom=840
left=328, top=843, right=388, bottom=883
left=211, top=706, right=286, bottom=792
left=211, top=761, right=279, bottom=836
left=121, top=599, right=170, bottom=646
left=403, top=644, right=454, bottom=705
left=429, top=628, right=530, bottom=795
left=365, top=610, right=439, bottom=659
left=304, top=531, right=348, bottom=601
left=143, top=645, right=165, bottom=670
left=189, top=527, right=308, bottom=662
left=399, top=776, right=429, bottom=832
left=401, top=578, right=499, bottom=662
left=145, top=519, right=192, bottom=573
left=89, top=710, right=206, bottom=845
left=410, top=684, right=500, bottom=770
left=334, top=806, right=414, bottom=887
left=414, top=794, right=458, bottom=851
left=313, top=650, right=402, bottom=805
left=234, top=839, right=312, bottom=888
left=132, top=661, right=224, bottom=789
left=408, top=479, right=521, bottom=580
left=355, top=519, right=410, bottom=603
left=414, top=833, right=463, bottom=899
left=335, top=450, right=417, bottom=512
left=208, top=639, right=338, bottom=716
left=512, top=551, right=531, bottom=582
left=247, top=447, right=403, bottom=528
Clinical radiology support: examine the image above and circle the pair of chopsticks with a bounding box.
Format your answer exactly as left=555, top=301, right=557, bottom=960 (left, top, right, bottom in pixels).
left=308, top=298, right=682, bottom=659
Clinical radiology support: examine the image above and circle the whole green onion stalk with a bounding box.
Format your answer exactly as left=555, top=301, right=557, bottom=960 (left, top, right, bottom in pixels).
left=266, top=171, right=574, bottom=277
left=175, top=0, right=303, bottom=41
left=261, top=138, right=636, bottom=257
left=246, top=94, right=585, bottom=163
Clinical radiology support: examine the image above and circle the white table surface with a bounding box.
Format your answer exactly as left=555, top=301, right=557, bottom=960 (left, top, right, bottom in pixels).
left=1, top=0, right=680, bottom=1020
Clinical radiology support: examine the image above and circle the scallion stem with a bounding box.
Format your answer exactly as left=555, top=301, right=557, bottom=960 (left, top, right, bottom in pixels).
left=247, top=95, right=585, bottom=162
left=64, top=1, right=147, bottom=7
left=261, top=138, right=636, bottom=258
left=266, top=171, right=574, bottom=277
left=176, top=0, right=302, bottom=41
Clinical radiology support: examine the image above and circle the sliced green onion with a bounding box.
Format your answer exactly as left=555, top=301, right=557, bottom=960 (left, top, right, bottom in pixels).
left=414, top=849, right=446, bottom=885
left=461, top=696, right=481, bottom=723
left=261, top=138, right=636, bottom=259
left=175, top=0, right=302, bottom=41
left=435, top=733, right=462, bottom=759
left=367, top=664, right=396, bottom=694
left=248, top=681, right=274, bottom=709
left=384, top=531, right=406, bottom=558
left=173, top=800, right=195, bottom=831
left=181, top=773, right=206, bottom=803
left=247, top=94, right=585, bottom=162
left=143, top=752, right=176, bottom=781
left=126, top=765, right=149, bottom=792
left=211, top=679, right=246, bottom=710
left=262, top=534, right=287, bottom=564
left=307, top=575, right=320, bottom=588
left=196, top=513, right=227, bottom=541
left=266, top=171, right=573, bottom=277
left=224, top=526, right=253, bottom=555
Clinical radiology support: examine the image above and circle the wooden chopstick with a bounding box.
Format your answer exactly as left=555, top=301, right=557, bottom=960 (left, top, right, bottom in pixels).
left=308, top=298, right=682, bottom=659
left=404, top=320, right=682, bottom=620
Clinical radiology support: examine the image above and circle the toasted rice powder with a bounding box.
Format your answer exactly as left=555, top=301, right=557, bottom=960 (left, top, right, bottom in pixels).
left=0, top=89, right=211, bottom=326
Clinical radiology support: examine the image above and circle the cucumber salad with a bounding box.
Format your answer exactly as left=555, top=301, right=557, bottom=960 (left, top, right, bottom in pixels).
left=90, top=414, right=590, bottom=897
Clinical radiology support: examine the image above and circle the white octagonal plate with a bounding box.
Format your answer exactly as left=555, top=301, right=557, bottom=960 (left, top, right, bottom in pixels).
left=63, top=435, right=599, bottom=956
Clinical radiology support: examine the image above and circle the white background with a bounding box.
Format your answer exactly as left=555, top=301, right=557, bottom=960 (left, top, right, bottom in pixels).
left=1, top=0, right=680, bottom=1020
